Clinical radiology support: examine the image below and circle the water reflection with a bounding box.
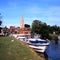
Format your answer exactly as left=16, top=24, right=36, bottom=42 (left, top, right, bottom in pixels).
left=45, top=40, right=60, bottom=60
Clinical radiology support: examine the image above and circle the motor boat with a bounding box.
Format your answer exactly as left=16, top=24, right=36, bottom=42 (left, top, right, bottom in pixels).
left=27, top=38, right=50, bottom=53
left=17, top=36, right=26, bottom=42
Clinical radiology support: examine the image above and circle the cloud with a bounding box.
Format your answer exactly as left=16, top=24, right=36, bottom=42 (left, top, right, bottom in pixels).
left=45, top=7, right=60, bottom=16
left=44, top=7, right=60, bottom=25
left=27, top=6, right=43, bottom=14
left=26, top=6, right=60, bottom=26
left=1, top=0, right=60, bottom=26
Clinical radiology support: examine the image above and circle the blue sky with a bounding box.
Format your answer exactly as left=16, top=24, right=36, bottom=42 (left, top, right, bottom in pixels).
left=0, top=0, right=60, bottom=27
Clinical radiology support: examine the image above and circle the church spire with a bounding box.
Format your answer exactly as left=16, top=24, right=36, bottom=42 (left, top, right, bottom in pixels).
left=20, top=16, right=24, bottom=28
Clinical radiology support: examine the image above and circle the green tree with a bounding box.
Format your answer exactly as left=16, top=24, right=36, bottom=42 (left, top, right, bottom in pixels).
left=31, top=20, right=42, bottom=34
left=31, top=20, right=50, bottom=39
left=0, top=20, right=2, bottom=33
left=39, top=22, right=49, bottom=39
left=0, top=20, right=2, bottom=26
left=0, top=13, right=2, bottom=25
left=24, top=24, right=30, bottom=28
left=0, top=13, right=2, bottom=33
left=31, top=19, right=60, bottom=39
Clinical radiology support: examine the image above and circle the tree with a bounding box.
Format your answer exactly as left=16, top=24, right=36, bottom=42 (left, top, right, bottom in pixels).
left=31, top=20, right=50, bottom=39
left=0, top=20, right=2, bottom=26
left=31, top=19, right=60, bottom=39
left=0, top=20, right=2, bottom=33
left=0, top=13, right=2, bottom=26
left=24, top=24, right=30, bottom=28
left=39, top=22, right=50, bottom=39
left=31, top=20, right=42, bottom=34
left=0, top=13, right=2, bottom=33
left=3, top=26, right=9, bottom=36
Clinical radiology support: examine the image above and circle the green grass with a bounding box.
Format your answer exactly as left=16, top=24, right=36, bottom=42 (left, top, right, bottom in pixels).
left=0, top=36, right=42, bottom=60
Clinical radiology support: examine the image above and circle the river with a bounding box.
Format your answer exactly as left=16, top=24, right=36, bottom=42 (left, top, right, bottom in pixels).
left=45, top=40, right=60, bottom=60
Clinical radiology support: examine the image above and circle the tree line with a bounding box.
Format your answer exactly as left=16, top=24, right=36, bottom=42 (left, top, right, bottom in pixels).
left=31, top=20, right=60, bottom=40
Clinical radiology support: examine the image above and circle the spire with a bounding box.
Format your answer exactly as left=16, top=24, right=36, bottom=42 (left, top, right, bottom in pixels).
left=20, top=16, right=24, bottom=28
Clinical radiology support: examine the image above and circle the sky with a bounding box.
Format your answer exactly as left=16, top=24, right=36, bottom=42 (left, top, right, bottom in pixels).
left=0, top=0, right=60, bottom=27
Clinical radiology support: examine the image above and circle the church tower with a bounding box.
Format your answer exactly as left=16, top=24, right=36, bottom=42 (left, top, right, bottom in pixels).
left=19, top=16, right=31, bottom=36
left=20, top=16, right=24, bottom=28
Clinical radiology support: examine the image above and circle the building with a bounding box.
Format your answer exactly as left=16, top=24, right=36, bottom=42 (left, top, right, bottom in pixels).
left=19, top=17, right=31, bottom=37
left=9, top=26, right=19, bottom=34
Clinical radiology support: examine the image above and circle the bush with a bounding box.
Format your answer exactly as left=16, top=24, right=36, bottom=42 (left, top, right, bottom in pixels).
left=49, top=34, right=58, bottom=44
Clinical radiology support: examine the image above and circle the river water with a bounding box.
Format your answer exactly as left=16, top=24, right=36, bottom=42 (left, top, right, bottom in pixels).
left=45, top=40, right=60, bottom=60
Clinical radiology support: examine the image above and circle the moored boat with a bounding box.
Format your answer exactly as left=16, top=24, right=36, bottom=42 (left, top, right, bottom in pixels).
left=27, top=38, right=50, bottom=53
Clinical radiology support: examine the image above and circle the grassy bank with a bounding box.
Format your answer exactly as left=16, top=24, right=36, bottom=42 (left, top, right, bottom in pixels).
left=0, top=36, right=43, bottom=60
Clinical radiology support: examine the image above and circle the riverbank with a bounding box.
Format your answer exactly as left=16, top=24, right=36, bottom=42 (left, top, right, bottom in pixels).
left=0, top=36, right=44, bottom=60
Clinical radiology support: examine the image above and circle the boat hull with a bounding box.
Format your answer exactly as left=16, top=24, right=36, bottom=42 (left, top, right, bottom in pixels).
left=27, top=39, right=50, bottom=53
left=29, top=44, right=48, bottom=53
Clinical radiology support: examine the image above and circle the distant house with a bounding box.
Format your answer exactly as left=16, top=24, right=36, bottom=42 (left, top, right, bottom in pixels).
left=9, top=26, right=19, bottom=34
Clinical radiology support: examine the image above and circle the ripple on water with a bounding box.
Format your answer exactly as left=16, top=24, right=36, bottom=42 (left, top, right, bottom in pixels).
left=45, top=40, right=60, bottom=60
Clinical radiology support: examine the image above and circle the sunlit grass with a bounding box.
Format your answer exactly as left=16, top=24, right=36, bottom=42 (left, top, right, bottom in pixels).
left=0, top=36, right=42, bottom=60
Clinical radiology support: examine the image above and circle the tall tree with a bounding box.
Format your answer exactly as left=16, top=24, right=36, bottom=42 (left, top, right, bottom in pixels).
left=0, top=13, right=2, bottom=33
left=24, top=24, right=30, bottom=28
left=0, top=13, right=2, bottom=26
left=39, top=23, right=49, bottom=39
left=0, top=20, right=2, bottom=26
left=31, top=20, right=50, bottom=39
left=31, top=20, right=42, bottom=34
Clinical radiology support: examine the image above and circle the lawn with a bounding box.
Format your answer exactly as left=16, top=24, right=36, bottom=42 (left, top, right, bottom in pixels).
left=0, top=36, right=43, bottom=60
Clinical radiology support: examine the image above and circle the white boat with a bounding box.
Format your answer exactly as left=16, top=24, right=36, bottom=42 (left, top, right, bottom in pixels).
left=17, top=36, right=26, bottom=42
left=27, top=38, right=50, bottom=53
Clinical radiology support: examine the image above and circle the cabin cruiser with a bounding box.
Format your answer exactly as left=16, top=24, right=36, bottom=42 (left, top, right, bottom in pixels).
left=17, top=36, right=26, bottom=42
left=27, top=38, right=50, bottom=53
